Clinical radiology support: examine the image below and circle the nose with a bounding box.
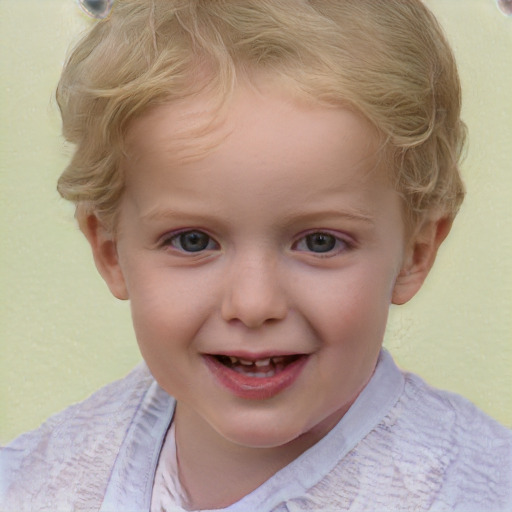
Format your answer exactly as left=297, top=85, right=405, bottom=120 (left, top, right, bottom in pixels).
left=221, top=252, right=288, bottom=328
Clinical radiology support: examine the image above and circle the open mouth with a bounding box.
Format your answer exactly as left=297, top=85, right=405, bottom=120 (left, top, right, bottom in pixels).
left=212, top=354, right=304, bottom=378
left=205, top=353, right=309, bottom=399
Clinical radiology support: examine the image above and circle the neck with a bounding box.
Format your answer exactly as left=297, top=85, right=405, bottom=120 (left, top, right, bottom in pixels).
left=172, top=402, right=346, bottom=510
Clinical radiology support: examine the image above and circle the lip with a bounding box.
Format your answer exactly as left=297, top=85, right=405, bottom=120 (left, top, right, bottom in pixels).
left=204, top=353, right=309, bottom=400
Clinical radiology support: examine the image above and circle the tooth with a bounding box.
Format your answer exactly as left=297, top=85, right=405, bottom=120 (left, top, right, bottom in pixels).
left=254, top=358, right=271, bottom=367
left=229, top=356, right=238, bottom=364
left=239, top=358, right=254, bottom=366
left=251, top=370, right=276, bottom=377
left=231, top=365, right=277, bottom=377
left=271, top=356, right=285, bottom=365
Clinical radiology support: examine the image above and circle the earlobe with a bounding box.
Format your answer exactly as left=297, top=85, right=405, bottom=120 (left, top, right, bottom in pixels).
left=392, top=216, right=452, bottom=305
left=79, top=213, right=129, bottom=300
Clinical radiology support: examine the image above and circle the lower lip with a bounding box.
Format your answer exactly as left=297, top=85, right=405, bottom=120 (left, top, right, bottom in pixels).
left=204, top=355, right=309, bottom=400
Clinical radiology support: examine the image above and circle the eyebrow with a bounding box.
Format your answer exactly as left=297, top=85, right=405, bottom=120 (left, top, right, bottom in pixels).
left=142, top=207, right=375, bottom=226
left=279, top=208, right=376, bottom=226
left=141, top=207, right=226, bottom=224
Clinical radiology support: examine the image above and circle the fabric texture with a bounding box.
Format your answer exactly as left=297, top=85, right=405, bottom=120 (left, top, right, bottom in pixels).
left=151, top=422, right=190, bottom=511
left=1, top=351, right=511, bottom=512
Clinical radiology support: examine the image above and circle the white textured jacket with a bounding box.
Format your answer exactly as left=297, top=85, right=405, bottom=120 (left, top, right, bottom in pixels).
left=1, top=350, right=511, bottom=512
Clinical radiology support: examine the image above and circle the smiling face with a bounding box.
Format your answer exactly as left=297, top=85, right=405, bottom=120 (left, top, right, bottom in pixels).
left=87, top=84, right=436, bottom=451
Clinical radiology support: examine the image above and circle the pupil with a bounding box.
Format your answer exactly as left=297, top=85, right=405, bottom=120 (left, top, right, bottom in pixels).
left=180, top=231, right=209, bottom=252
left=306, top=233, right=336, bottom=253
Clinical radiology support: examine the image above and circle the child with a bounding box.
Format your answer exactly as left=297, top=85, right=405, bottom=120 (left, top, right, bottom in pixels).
left=1, top=0, right=511, bottom=510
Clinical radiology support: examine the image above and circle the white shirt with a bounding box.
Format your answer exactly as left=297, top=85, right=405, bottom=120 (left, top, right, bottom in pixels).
left=2, top=350, right=512, bottom=511
left=151, top=422, right=190, bottom=511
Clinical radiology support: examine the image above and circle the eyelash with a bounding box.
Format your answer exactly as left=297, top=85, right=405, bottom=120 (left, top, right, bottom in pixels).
left=159, top=229, right=353, bottom=256
left=160, top=230, right=219, bottom=253
left=292, top=231, right=353, bottom=257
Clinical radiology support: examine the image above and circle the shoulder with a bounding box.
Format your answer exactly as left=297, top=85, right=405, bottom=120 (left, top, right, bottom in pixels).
left=397, top=371, right=512, bottom=453
left=377, top=371, right=512, bottom=510
left=305, top=369, right=512, bottom=511
left=0, top=363, right=155, bottom=512
left=265, top=356, right=511, bottom=511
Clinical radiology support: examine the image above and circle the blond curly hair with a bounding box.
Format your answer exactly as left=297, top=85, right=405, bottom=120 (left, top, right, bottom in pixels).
left=57, top=0, right=466, bottom=230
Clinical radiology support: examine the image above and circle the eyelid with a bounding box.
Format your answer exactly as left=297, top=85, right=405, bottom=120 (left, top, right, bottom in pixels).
left=157, top=228, right=354, bottom=255
left=158, top=228, right=220, bottom=252
left=292, top=229, right=355, bottom=255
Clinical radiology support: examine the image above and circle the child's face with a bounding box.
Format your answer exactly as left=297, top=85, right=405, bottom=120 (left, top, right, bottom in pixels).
left=99, top=85, right=415, bottom=449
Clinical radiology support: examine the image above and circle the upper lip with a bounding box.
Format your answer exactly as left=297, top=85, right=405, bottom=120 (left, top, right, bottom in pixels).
left=205, top=351, right=308, bottom=361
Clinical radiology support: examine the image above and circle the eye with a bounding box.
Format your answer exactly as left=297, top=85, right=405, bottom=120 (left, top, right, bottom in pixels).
left=293, top=232, right=350, bottom=255
left=163, top=230, right=218, bottom=253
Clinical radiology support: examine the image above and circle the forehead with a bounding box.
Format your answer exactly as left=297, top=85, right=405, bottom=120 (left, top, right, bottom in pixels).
left=123, top=84, right=385, bottom=183
left=119, top=85, right=403, bottom=237
left=125, top=92, right=231, bottom=165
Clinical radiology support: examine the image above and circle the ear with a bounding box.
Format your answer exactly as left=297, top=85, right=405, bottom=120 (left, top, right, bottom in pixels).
left=392, top=216, right=452, bottom=305
left=79, top=213, right=129, bottom=300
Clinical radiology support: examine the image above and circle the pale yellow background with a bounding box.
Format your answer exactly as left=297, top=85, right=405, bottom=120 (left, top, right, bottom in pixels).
left=1, top=0, right=511, bottom=444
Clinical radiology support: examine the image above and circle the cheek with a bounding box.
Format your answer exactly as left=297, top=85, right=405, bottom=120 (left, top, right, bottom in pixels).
left=127, top=258, right=205, bottom=313
left=128, top=287, right=200, bottom=396
left=125, top=267, right=195, bottom=344
left=303, top=264, right=394, bottom=316
left=302, top=268, right=395, bottom=406
left=125, top=263, right=224, bottom=369
left=130, top=288, right=199, bottom=344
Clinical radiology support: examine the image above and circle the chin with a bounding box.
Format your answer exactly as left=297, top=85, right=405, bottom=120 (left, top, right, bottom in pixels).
left=211, top=412, right=314, bottom=450
left=225, top=428, right=304, bottom=450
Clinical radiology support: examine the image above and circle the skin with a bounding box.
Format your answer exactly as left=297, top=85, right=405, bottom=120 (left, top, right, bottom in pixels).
left=83, top=84, right=449, bottom=509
